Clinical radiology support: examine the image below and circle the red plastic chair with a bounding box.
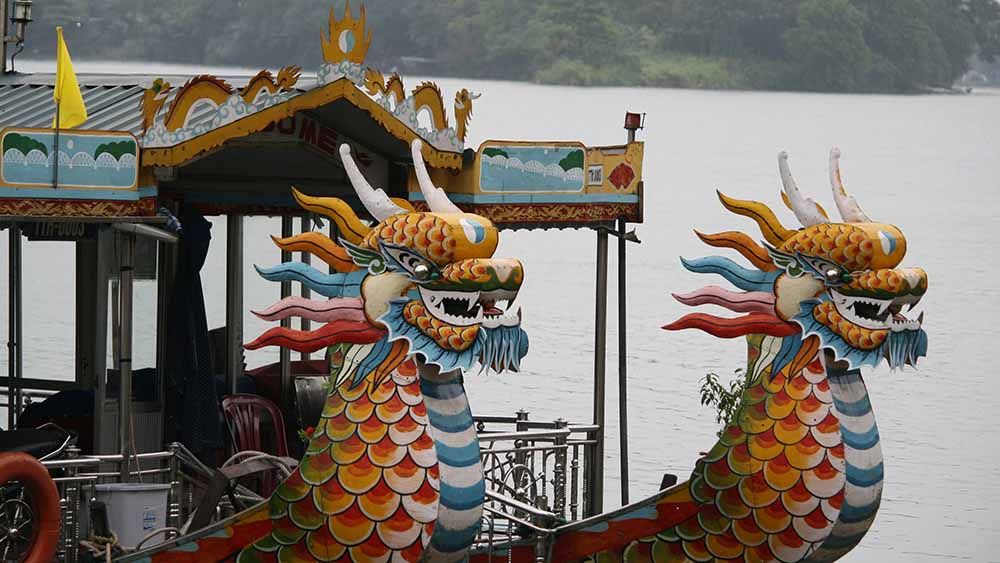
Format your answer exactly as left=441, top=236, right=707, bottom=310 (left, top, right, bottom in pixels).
left=220, top=394, right=289, bottom=496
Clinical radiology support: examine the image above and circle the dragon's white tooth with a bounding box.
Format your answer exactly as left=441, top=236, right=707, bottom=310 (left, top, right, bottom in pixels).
left=877, top=300, right=891, bottom=316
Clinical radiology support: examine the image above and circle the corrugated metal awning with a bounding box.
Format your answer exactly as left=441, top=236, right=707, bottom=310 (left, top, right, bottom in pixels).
left=0, top=72, right=318, bottom=135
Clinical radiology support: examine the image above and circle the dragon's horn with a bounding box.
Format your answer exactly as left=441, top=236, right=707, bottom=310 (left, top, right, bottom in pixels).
left=411, top=139, right=461, bottom=213
left=339, top=144, right=407, bottom=221
left=470, top=92, right=482, bottom=100
left=778, top=151, right=826, bottom=227
left=829, top=147, right=872, bottom=223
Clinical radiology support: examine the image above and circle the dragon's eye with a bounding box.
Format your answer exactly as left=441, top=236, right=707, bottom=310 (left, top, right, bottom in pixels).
left=824, top=268, right=841, bottom=285
left=413, top=264, right=431, bottom=281
left=378, top=240, right=440, bottom=283
left=795, top=252, right=850, bottom=286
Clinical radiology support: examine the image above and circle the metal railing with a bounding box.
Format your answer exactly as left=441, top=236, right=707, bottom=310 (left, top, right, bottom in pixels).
left=25, top=411, right=598, bottom=561
left=473, top=412, right=598, bottom=555
left=38, top=442, right=260, bottom=562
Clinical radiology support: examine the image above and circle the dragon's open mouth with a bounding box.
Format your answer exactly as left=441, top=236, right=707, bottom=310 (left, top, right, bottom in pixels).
left=418, top=286, right=521, bottom=328
left=831, top=290, right=924, bottom=332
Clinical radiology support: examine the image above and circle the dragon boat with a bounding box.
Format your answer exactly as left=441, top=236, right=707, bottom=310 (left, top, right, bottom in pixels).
left=0, top=2, right=926, bottom=562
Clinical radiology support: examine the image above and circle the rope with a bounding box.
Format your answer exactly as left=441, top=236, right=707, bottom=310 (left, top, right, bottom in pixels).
left=80, top=531, right=119, bottom=563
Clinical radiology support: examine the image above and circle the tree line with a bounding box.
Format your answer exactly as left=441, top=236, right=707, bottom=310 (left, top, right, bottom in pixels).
left=18, top=0, right=1000, bottom=93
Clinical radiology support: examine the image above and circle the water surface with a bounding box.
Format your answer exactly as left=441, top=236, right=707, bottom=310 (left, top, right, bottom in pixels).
left=3, top=62, right=998, bottom=561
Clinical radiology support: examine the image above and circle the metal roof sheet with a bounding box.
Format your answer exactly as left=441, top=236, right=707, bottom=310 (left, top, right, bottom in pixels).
left=0, top=71, right=319, bottom=136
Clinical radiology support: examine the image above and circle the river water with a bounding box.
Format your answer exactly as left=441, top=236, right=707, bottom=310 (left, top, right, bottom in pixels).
left=2, top=62, right=999, bottom=561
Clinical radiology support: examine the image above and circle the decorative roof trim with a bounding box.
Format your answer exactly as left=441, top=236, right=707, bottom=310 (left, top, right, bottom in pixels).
left=141, top=78, right=463, bottom=170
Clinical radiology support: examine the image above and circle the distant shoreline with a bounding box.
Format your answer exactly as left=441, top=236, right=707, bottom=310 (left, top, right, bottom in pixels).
left=10, top=59, right=997, bottom=98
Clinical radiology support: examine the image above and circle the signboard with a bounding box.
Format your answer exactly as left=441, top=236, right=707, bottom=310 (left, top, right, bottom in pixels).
left=0, top=128, right=139, bottom=190
left=23, top=221, right=98, bottom=241
left=587, top=164, right=603, bottom=186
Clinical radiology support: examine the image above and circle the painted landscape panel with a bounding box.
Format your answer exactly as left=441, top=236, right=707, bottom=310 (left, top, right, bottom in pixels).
left=1, top=129, right=139, bottom=189
left=480, top=143, right=585, bottom=193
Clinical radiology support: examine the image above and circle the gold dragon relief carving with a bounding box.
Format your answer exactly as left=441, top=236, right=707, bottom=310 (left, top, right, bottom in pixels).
left=139, top=67, right=301, bottom=136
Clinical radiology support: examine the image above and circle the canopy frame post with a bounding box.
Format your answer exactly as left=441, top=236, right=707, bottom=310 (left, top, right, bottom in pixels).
left=225, top=214, right=244, bottom=396
left=617, top=124, right=639, bottom=506
left=6, top=224, right=22, bottom=429
left=617, top=216, right=630, bottom=506
left=588, top=227, right=609, bottom=516
left=117, top=230, right=135, bottom=481
left=91, top=228, right=112, bottom=453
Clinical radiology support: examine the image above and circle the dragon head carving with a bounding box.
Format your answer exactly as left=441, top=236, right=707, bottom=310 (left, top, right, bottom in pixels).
left=453, top=88, right=480, bottom=142
left=248, top=139, right=527, bottom=376
left=139, top=78, right=172, bottom=135
left=668, top=148, right=927, bottom=371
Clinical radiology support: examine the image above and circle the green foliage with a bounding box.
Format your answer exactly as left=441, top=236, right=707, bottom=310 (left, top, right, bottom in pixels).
left=784, top=0, right=872, bottom=92
left=700, top=368, right=751, bottom=437
left=482, top=148, right=509, bottom=159
left=2, top=133, right=48, bottom=156
left=557, top=150, right=584, bottom=172
left=22, top=0, right=1000, bottom=93
left=93, top=140, right=137, bottom=160
left=639, top=52, right=739, bottom=89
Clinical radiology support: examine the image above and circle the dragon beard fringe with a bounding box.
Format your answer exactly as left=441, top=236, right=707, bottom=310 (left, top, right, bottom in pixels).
left=380, top=300, right=529, bottom=373
left=794, top=299, right=928, bottom=371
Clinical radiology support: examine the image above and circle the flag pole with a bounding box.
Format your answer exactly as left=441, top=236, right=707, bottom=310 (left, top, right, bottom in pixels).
left=53, top=101, right=60, bottom=188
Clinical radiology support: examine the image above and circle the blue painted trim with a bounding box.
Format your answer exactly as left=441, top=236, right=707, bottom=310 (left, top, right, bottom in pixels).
left=422, top=382, right=467, bottom=401
left=439, top=480, right=486, bottom=511
left=845, top=462, right=884, bottom=488
left=431, top=524, right=480, bottom=553
left=408, top=192, right=639, bottom=204
left=839, top=425, right=881, bottom=451
left=426, top=410, right=475, bottom=433
left=434, top=440, right=482, bottom=468
left=832, top=394, right=873, bottom=417
left=838, top=500, right=879, bottom=524
left=0, top=185, right=156, bottom=201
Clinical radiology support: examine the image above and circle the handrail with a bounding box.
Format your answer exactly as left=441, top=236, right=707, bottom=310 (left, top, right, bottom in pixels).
left=482, top=505, right=554, bottom=534
left=477, top=428, right=571, bottom=442
left=90, top=451, right=175, bottom=462
left=42, top=457, right=101, bottom=469
left=485, top=490, right=558, bottom=521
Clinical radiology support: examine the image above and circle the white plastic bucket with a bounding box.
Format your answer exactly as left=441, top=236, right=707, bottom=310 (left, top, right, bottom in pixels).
left=94, top=483, right=171, bottom=550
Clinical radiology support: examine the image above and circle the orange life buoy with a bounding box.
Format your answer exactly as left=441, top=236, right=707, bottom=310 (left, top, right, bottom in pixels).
left=0, top=452, right=60, bottom=563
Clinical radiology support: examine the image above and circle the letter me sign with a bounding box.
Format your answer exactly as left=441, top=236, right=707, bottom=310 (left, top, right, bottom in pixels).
left=257, top=114, right=388, bottom=188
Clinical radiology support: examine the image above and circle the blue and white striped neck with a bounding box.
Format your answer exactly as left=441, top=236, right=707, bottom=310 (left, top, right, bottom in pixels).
left=806, top=361, right=884, bottom=562
left=418, top=361, right=485, bottom=562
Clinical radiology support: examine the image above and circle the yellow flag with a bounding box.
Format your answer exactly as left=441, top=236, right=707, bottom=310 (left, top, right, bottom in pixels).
left=52, top=26, right=87, bottom=129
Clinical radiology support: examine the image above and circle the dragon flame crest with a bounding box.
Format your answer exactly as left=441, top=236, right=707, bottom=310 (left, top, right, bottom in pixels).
left=667, top=148, right=928, bottom=371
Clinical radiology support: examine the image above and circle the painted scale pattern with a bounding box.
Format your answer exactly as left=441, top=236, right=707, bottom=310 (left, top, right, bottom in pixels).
left=595, top=334, right=848, bottom=562
left=237, top=358, right=441, bottom=562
